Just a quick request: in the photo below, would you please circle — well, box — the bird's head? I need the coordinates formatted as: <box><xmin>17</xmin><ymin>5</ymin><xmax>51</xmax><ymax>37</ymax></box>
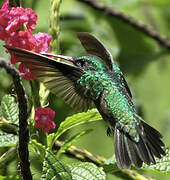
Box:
<box><xmin>74</xmin><ymin>55</ymin><xmax>108</xmax><ymax>71</ymax></box>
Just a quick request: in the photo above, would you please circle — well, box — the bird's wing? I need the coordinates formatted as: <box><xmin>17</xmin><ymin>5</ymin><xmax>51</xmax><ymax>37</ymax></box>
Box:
<box><xmin>120</xmin><ymin>73</ymin><xmax>132</xmax><ymax>98</ymax></box>
<box><xmin>77</xmin><ymin>32</ymin><xmax>132</xmax><ymax>98</ymax></box>
<box><xmin>77</xmin><ymin>32</ymin><xmax>114</xmax><ymax>71</ymax></box>
<box><xmin>113</xmin><ymin>63</ymin><xmax>132</xmax><ymax>98</ymax></box>
<box><xmin>5</xmin><ymin>46</ymin><xmax>91</xmax><ymax>111</ymax></box>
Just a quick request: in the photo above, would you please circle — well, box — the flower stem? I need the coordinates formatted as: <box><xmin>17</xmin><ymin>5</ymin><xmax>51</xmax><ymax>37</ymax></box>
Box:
<box><xmin>49</xmin><ymin>0</ymin><xmax>62</xmax><ymax>54</ymax></box>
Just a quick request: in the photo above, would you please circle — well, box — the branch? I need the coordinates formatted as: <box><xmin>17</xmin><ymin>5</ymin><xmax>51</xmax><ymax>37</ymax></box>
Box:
<box><xmin>0</xmin><ymin>58</ymin><xmax>32</xmax><ymax>180</ymax></box>
<box><xmin>55</xmin><ymin>140</ymin><xmax>105</xmax><ymax>164</ymax></box>
<box><xmin>77</xmin><ymin>0</ymin><xmax>170</xmax><ymax>50</ymax></box>
<box><xmin>54</xmin><ymin>140</ymin><xmax>154</xmax><ymax>180</ymax></box>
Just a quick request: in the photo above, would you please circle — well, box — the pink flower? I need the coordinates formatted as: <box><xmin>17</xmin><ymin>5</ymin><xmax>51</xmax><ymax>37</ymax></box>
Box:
<box><xmin>33</xmin><ymin>32</ymin><xmax>52</xmax><ymax>53</ymax></box>
<box><xmin>0</xmin><ymin>1</ymin><xmax>37</xmax><ymax>36</ymax></box>
<box><xmin>8</xmin><ymin>31</ymin><xmax>52</xmax><ymax>79</ymax></box>
<box><xmin>34</xmin><ymin>107</ymin><xmax>56</xmax><ymax>133</ymax></box>
<box><xmin>0</xmin><ymin>0</ymin><xmax>38</xmax><ymax>53</ymax></box>
<box><xmin>5</xmin><ymin>7</ymin><xmax>37</xmax><ymax>33</ymax></box>
<box><xmin>0</xmin><ymin>0</ymin><xmax>52</xmax><ymax>80</ymax></box>
<box><xmin>6</xmin><ymin>30</ymin><xmax>36</xmax><ymax>51</ymax></box>
<box><xmin>18</xmin><ymin>63</ymin><xmax>36</xmax><ymax>81</ymax></box>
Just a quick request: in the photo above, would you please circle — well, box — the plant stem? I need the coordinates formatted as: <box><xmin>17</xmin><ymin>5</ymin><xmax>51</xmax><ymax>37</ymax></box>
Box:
<box><xmin>0</xmin><ymin>58</ymin><xmax>32</xmax><ymax>180</ymax></box>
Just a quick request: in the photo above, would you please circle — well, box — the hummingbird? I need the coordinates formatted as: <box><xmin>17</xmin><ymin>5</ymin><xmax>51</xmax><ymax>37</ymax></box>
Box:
<box><xmin>5</xmin><ymin>32</ymin><xmax>165</xmax><ymax>169</ymax></box>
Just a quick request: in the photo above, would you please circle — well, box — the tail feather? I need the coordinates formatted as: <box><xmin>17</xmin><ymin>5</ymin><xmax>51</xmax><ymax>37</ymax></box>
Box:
<box><xmin>146</xmin><ymin>137</ymin><xmax>162</xmax><ymax>158</ymax></box>
<box><xmin>136</xmin><ymin>134</ymin><xmax>155</xmax><ymax>164</ymax></box>
<box><xmin>121</xmin><ymin>133</ymin><xmax>131</xmax><ymax>168</ymax></box>
<box><xmin>114</xmin><ymin>128</ymin><xmax>125</xmax><ymax>168</ymax></box>
<box><xmin>114</xmin><ymin>121</ymin><xmax>165</xmax><ymax>169</ymax></box>
<box><xmin>142</xmin><ymin>121</ymin><xmax>165</xmax><ymax>147</ymax></box>
<box><xmin>114</xmin><ymin>129</ymin><xmax>132</xmax><ymax>169</ymax></box>
<box><xmin>142</xmin><ymin>121</ymin><xmax>166</xmax><ymax>157</ymax></box>
<box><xmin>147</xmin><ymin>132</ymin><xmax>164</xmax><ymax>148</ymax></box>
<box><xmin>114</xmin><ymin>127</ymin><xmax>142</xmax><ymax>169</ymax></box>
<box><xmin>124</xmin><ymin>135</ymin><xmax>143</xmax><ymax>168</ymax></box>
<box><xmin>142</xmin><ymin>121</ymin><xmax>162</xmax><ymax>138</ymax></box>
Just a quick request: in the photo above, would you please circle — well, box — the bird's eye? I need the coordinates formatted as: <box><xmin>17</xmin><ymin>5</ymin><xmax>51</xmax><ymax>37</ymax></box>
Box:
<box><xmin>75</xmin><ymin>60</ymin><xmax>85</xmax><ymax>67</ymax></box>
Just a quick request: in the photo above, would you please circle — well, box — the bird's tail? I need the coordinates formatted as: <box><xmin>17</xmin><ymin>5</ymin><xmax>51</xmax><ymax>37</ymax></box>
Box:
<box><xmin>114</xmin><ymin>120</ymin><xmax>165</xmax><ymax>169</ymax></box>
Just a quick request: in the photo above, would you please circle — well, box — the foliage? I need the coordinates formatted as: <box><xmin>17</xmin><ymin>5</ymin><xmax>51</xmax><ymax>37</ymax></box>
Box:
<box><xmin>103</xmin><ymin>149</ymin><xmax>170</xmax><ymax>175</ymax></box>
<box><xmin>0</xmin><ymin>131</ymin><xmax>18</xmax><ymax>147</ymax></box>
<box><xmin>0</xmin><ymin>95</ymin><xmax>18</xmax><ymax>147</ymax></box>
<box><xmin>0</xmin><ymin>95</ymin><xmax>19</xmax><ymax>124</ymax></box>
<box><xmin>47</xmin><ymin>108</ymin><xmax>101</xmax><ymax>148</ymax></box>
<box><xmin>41</xmin><ymin>148</ymin><xmax>105</xmax><ymax>180</ymax></box>
<box><xmin>143</xmin><ymin>148</ymin><xmax>170</xmax><ymax>174</ymax></box>
<box><xmin>0</xmin><ymin>0</ymin><xmax>170</xmax><ymax>180</ymax></box>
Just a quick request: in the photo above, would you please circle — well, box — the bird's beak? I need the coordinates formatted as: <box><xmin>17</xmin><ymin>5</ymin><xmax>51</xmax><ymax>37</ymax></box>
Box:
<box><xmin>40</xmin><ymin>52</ymin><xmax>75</xmax><ymax>63</ymax></box>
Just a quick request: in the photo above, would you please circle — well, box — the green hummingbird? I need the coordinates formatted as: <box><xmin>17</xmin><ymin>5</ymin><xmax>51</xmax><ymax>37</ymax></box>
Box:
<box><xmin>5</xmin><ymin>32</ymin><xmax>165</xmax><ymax>169</ymax></box>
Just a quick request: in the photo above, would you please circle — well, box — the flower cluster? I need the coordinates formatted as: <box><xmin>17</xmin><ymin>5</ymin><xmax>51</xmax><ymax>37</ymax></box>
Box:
<box><xmin>34</xmin><ymin>107</ymin><xmax>56</xmax><ymax>133</ymax></box>
<box><xmin>0</xmin><ymin>1</ymin><xmax>56</xmax><ymax>132</ymax></box>
<box><xmin>0</xmin><ymin>0</ymin><xmax>52</xmax><ymax>80</ymax></box>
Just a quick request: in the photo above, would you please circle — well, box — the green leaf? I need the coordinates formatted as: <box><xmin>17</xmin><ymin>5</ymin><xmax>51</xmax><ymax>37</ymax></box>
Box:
<box><xmin>56</xmin><ymin>109</ymin><xmax>101</xmax><ymax>139</ymax></box>
<box><xmin>0</xmin><ymin>131</ymin><xmax>18</xmax><ymax>147</ymax></box>
<box><xmin>41</xmin><ymin>148</ymin><xmax>72</xmax><ymax>180</ymax></box>
<box><xmin>30</xmin><ymin>139</ymin><xmax>46</xmax><ymax>160</ymax></box>
<box><xmin>48</xmin><ymin>109</ymin><xmax>102</xmax><ymax>148</ymax></box>
<box><xmin>47</xmin><ymin>133</ymin><xmax>55</xmax><ymax>148</ymax></box>
<box><xmin>0</xmin><ymin>147</ymin><xmax>17</xmax><ymax>168</ymax></box>
<box><xmin>0</xmin><ymin>117</ymin><xmax>18</xmax><ymax>134</ymax></box>
<box><xmin>41</xmin><ymin>149</ymin><xmax>106</xmax><ymax>180</ymax></box>
<box><xmin>68</xmin><ymin>162</ymin><xmax>106</xmax><ymax>180</ymax></box>
<box><xmin>57</xmin><ymin>130</ymin><xmax>91</xmax><ymax>158</ymax></box>
<box><xmin>142</xmin><ymin>148</ymin><xmax>170</xmax><ymax>174</ymax></box>
<box><xmin>1</xmin><ymin>95</ymin><xmax>19</xmax><ymax>124</ymax></box>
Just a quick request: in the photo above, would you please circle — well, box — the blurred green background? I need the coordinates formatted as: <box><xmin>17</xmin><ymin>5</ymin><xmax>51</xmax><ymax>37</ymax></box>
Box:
<box><xmin>0</xmin><ymin>0</ymin><xmax>170</xmax><ymax>179</ymax></box>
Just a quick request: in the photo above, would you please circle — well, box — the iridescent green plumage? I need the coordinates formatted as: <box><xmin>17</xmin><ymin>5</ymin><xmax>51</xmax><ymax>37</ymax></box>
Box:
<box><xmin>75</xmin><ymin>55</ymin><xmax>139</xmax><ymax>141</ymax></box>
<box><xmin>5</xmin><ymin>32</ymin><xmax>165</xmax><ymax>169</ymax></box>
